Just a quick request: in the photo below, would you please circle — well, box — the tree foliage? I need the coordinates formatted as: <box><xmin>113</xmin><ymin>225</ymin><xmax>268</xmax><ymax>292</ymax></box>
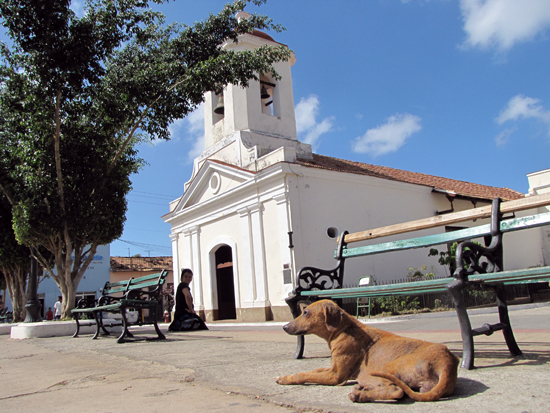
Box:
<box><xmin>0</xmin><ymin>0</ymin><xmax>290</xmax><ymax>317</ymax></box>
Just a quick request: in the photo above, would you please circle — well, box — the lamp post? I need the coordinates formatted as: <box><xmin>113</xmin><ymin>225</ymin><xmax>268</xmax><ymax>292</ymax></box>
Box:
<box><xmin>24</xmin><ymin>248</ymin><xmax>42</xmax><ymax>323</ymax></box>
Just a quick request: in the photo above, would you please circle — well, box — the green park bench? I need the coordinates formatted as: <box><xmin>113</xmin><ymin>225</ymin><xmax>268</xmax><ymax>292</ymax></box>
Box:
<box><xmin>71</xmin><ymin>270</ymin><xmax>168</xmax><ymax>343</ymax></box>
<box><xmin>285</xmin><ymin>194</ymin><xmax>550</xmax><ymax>369</ymax></box>
<box><xmin>0</xmin><ymin>308</ymin><xmax>13</xmax><ymax>323</ymax></box>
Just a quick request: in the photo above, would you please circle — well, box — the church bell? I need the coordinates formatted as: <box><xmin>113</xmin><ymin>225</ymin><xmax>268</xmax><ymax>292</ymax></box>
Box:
<box><xmin>214</xmin><ymin>95</ymin><xmax>225</xmax><ymax>115</ymax></box>
<box><xmin>260</xmin><ymin>85</ymin><xmax>271</xmax><ymax>100</ymax></box>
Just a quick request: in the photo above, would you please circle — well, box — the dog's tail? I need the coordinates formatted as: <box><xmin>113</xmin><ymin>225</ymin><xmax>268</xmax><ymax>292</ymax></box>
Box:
<box><xmin>370</xmin><ymin>369</ymin><xmax>456</xmax><ymax>402</ymax></box>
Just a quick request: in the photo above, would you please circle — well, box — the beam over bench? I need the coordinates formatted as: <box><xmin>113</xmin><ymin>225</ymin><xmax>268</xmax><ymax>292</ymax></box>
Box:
<box><xmin>342</xmin><ymin>192</ymin><xmax>550</xmax><ymax>243</ymax></box>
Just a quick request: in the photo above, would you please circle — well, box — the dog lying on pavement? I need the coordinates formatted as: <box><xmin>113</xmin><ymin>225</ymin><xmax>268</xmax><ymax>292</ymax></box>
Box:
<box><xmin>276</xmin><ymin>300</ymin><xmax>459</xmax><ymax>403</ymax></box>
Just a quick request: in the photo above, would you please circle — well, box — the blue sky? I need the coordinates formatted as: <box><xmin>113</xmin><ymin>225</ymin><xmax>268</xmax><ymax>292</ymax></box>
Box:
<box><xmin>69</xmin><ymin>1</ymin><xmax>550</xmax><ymax>256</ymax></box>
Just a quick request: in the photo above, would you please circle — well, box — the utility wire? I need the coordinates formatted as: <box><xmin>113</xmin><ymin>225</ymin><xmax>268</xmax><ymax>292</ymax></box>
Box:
<box><xmin>131</xmin><ymin>190</ymin><xmax>178</xmax><ymax>199</ymax></box>
<box><xmin>117</xmin><ymin>239</ymin><xmax>172</xmax><ymax>254</ymax></box>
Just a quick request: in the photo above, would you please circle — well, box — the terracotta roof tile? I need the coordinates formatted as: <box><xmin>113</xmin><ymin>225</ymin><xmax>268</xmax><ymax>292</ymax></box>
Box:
<box><xmin>297</xmin><ymin>154</ymin><xmax>524</xmax><ymax>201</ymax></box>
<box><xmin>110</xmin><ymin>256</ymin><xmax>172</xmax><ymax>272</ymax></box>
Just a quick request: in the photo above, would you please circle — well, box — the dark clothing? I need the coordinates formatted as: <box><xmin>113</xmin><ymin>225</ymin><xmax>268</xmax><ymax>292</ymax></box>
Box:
<box><xmin>168</xmin><ymin>313</ymin><xmax>208</xmax><ymax>331</ymax></box>
<box><xmin>174</xmin><ymin>282</ymin><xmax>190</xmax><ymax>317</ymax></box>
<box><xmin>169</xmin><ymin>282</ymin><xmax>208</xmax><ymax>331</ymax></box>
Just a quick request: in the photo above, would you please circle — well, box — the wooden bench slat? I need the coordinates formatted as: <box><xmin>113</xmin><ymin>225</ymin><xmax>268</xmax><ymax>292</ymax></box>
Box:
<box><xmin>302</xmin><ymin>278</ymin><xmax>450</xmax><ymax>298</ymax></box>
<box><xmin>108</xmin><ymin>280</ymin><xmax>129</xmax><ymax>287</ymax></box>
<box><xmin>469</xmin><ymin>266</ymin><xmax>550</xmax><ymax>284</ymax></box>
<box><xmin>340</xmin><ymin>212</ymin><xmax>550</xmax><ymax>259</ymax></box>
<box><xmin>103</xmin><ymin>286</ymin><xmax>129</xmax><ymax>294</ymax></box>
<box><xmin>301</xmin><ymin>266</ymin><xmax>550</xmax><ymax>300</ymax></box>
<box><xmin>343</xmin><ymin>192</ymin><xmax>550</xmax><ymax>244</ymax></box>
<box><xmin>127</xmin><ymin>280</ymin><xmax>163</xmax><ymax>290</ymax></box>
<box><xmin>131</xmin><ymin>273</ymin><xmax>165</xmax><ymax>283</ymax></box>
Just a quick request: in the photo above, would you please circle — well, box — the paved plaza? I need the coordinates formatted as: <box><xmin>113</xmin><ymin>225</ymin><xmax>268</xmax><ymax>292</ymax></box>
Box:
<box><xmin>1</xmin><ymin>303</ymin><xmax>549</xmax><ymax>412</ymax></box>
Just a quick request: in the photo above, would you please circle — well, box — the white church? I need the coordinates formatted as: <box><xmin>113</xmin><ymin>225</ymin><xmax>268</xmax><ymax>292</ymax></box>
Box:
<box><xmin>163</xmin><ymin>14</ymin><xmax>550</xmax><ymax>323</ymax></box>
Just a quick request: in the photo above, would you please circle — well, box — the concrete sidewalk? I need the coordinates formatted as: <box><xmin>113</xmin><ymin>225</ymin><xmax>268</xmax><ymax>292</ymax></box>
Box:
<box><xmin>1</xmin><ymin>303</ymin><xmax>549</xmax><ymax>413</ymax></box>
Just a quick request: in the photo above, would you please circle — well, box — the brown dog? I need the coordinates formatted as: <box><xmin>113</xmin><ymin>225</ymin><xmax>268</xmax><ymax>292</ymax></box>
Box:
<box><xmin>276</xmin><ymin>300</ymin><xmax>459</xmax><ymax>403</ymax></box>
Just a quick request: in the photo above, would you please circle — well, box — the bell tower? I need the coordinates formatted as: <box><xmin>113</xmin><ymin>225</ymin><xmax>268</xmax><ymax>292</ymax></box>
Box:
<box><xmin>195</xmin><ymin>11</ymin><xmax>312</xmax><ymax>175</ymax></box>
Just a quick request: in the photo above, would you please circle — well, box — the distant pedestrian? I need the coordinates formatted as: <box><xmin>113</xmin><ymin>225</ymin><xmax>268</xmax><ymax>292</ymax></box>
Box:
<box><xmin>54</xmin><ymin>296</ymin><xmax>62</xmax><ymax>320</ymax></box>
<box><xmin>46</xmin><ymin>307</ymin><xmax>53</xmax><ymax>321</ymax></box>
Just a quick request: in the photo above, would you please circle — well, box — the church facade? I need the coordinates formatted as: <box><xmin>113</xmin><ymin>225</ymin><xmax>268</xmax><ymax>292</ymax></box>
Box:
<box><xmin>163</xmin><ymin>18</ymin><xmax>549</xmax><ymax>322</ymax></box>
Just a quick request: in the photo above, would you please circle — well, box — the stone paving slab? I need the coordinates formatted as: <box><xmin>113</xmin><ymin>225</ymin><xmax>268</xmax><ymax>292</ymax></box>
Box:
<box><xmin>1</xmin><ymin>304</ymin><xmax>549</xmax><ymax>413</ymax></box>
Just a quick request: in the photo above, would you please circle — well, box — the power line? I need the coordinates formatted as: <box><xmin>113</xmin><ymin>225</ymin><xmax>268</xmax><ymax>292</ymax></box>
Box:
<box><xmin>127</xmin><ymin>198</ymin><xmax>169</xmax><ymax>206</ymax></box>
<box><xmin>117</xmin><ymin>239</ymin><xmax>172</xmax><ymax>254</ymax></box>
<box><xmin>125</xmin><ymin>227</ymin><xmax>169</xmax><ymax>233</ymax></box>
<box><xmin>131</xmin><ymin>190</ymin><xmax>178</xmax><ymax>199</ymax></box>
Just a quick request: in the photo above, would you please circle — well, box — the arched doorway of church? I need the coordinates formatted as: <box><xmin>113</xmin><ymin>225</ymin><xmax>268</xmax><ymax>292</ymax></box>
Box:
<box><xmin>215</xmin><ymin>245</ymin><xmax>236</xmax><ymax>320</ymax></box>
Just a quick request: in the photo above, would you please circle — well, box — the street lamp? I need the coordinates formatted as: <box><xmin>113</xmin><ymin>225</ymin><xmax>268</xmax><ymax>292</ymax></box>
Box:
<box><xmin>24</xmin><ymin>248</ymin><xmax>42</xmax><ymax>323</ymax></box>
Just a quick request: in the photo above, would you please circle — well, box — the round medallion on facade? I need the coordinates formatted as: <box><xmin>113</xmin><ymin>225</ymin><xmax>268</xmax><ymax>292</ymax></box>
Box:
<box><xmin>209</xmin><ymin>172</ymin><xmax>221</xmax><ymax>195</ymax></box>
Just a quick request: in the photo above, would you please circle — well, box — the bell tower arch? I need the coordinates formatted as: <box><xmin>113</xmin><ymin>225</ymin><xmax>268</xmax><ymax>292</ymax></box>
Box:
<box><xmin>192</xmin><ymin>11</ymin><xmax>312</xmax><ymax>178</ymax></box>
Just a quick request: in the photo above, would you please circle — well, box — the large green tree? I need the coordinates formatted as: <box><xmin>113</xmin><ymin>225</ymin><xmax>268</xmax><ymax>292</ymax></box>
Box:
<box><xmin>0</xmin><ymin>0</ymin><xmax>289</xmax><ymax>317</ymax></box>
<box><xmin>0</xmin><ymin>195</ymin><xmax>31</xmax><ymax>321</ymax></box>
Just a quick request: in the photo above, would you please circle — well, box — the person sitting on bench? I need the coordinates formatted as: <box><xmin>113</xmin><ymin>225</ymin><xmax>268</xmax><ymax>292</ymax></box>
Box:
<box><xmin>168</xmin><ymin>269</ymin><xmax>208</xmax><ymax>331</ymax></box>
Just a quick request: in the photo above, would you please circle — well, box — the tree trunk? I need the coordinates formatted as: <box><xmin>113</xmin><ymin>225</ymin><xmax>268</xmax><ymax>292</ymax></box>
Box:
<box><xmin>41</xmin><ymin>241</ymin><xmax>100</xmax><ymax>319</ymax></box>
<box><xmin>3</xmin><ymin>266</ymin><xmax>29</xmax><ymax>322</ymax></box>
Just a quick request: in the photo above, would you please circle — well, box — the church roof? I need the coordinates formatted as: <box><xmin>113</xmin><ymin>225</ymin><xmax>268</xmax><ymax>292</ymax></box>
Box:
<box><xmin>251</xmin><ymin>29</ymin><xmax>275</xmax><ymax>42</ymax></box>
<box><xmin>296</xmin><ymin>153</ymin><xmax>524</xmax><ymax>201</ymax></box>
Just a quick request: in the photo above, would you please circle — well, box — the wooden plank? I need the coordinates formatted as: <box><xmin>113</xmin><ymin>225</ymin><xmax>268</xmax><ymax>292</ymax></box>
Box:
<box><xmin>469</xmin><ymin>266</ymin><xmax>550</xmax><ymax>283</ymax></box>
<box><xmin>107</xmin><ymin>280</ymin><xmax>131</xmax><ymax>287</ymax></box>
<box><xmin>104</xmin><ymin>286</ymin><xmax>128</xmax><ymax>294</ymax></box>
<box><xmin>301</xmin><ymin>266</ymin><xmax>550</xmax><ymax>299</ymax></box>
<box><xmin>302</xmin><ymin>278</ymin><xmax>451</xmax><ymax>298</ymax></box>
<box><xmin>339</xmin><ymin>211</ymin><xmax>550</xmax><ymax>259</ymax></box>
<box><xmin>343</xmin><ymin>192</ymin><xmax>550</xmax><ymax>244</ymax></box>
<box><xmin>341</xmin><ymin>224</ymin><xmax>490</xmax><ymax>258</ymax></box>
<box><xmin>132</xmin><ymin>271</ymin><xmax>165</xmax><ymax>283</ymax></box>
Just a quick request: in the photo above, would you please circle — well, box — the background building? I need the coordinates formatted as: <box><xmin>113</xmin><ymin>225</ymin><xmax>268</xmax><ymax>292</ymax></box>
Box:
<box><xmin>35</xmin><ymin>244</ymin><xmax>110</xmax><ymax>318</ymax></box>
<box><xmin>163</xmin><ymin>22</ymin><xmax>549</xmax><ymax>323</ymax></box>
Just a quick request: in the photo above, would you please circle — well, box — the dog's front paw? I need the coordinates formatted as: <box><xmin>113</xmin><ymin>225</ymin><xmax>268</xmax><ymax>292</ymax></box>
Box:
<box><xmin>275</xmin><ymin>375</ymin><xmax>295</xmax><ymax>385</ymax></box>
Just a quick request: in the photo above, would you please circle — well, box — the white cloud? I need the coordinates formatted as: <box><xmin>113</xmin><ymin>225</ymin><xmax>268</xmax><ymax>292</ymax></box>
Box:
<box><xmin>460</xmin><ymin>0</ymin><xmax>550</xmax><ymax>51</ymax></box>
<box><xmin>352</xmin><ymin>113</ymin><xmax>422</xmax><ymax>156</ymax></box>
<box><xmin>184</xmin><ymin>104</ymin><xmax>205</xmax><ymax>161</ymax></box>
<box><xmin>164</xmin><ymin>103</ymin><xmax>205</xmax><ymax>161</ymax></box>
<box><xmin>185</xmin><ymin>105</ymin><xmax>205</xmax><ymax>135</ymax></box>
<box><xmin>495</xmin><ymin>95</ymin><xmax>550</xmax><ymax>143</ymax></box>
<box><xmin>495</xmin><ymin>126</ymin><xmax>517</xmax><ymax>146</ymax></box>
<box><xmin>295</xmin><ymin>95</ymin><xmax>334</xmax><ymax>148</ymax></box>
<box><xmin>496</xmin><ymin>95</ymin><xmax>550</xmax><ymax>125</ymax></box>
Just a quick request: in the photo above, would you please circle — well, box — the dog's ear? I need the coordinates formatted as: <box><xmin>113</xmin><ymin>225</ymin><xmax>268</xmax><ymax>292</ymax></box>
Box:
<box><xmin>324</xmin><ymin>302</ymin><xmax>342</xmax><ymax>333</ymax></box>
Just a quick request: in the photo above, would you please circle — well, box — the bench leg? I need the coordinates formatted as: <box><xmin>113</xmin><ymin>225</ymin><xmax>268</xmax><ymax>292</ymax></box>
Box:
<box><xmin>98</xmin><ymin>311</ymin><xmax>111</xmax><ymax>336</ymax></box>
<box><xmin>294</xmin><ymin>335</ymin><xmax>305</xmax><ymax>359</ymax></box>
<box><xmin>151</xmin><ymin>307</ymin><xmax>166</xmax><ymax>341</ymax></box>
<box><xmin>92</xmin><ymin>312</ymin><xmax>102</xmax><ymax>340</ymax></box>
<box><xmin>495</xmin><ymin>285</ymin><xmax>522</xmax><ymax>357</ymax></box>
<box><xmin>72</xmin><ymin>314</ymin><xmax>81</xmax><ymax>338</ymax></box>
<box><xmin>117</xmin><ymin>309</ymin><xmax>129</xmax><ymax>343</ymax></box>
<box><xmin>447</xmin><ymin>279</ymin><xmax>475</xmax><ymax>370</ymax></box>
<box><xmin>285</xmin><ymin>295</ymin><xmax>306</xmax><ymax>359</ymax></box>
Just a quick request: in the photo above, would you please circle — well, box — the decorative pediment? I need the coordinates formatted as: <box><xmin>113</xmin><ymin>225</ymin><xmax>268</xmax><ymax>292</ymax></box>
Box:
<box><xmin>171</xmin><ymin>160</ymin><xmax>255</xmax><ymax>214</ymax></box>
